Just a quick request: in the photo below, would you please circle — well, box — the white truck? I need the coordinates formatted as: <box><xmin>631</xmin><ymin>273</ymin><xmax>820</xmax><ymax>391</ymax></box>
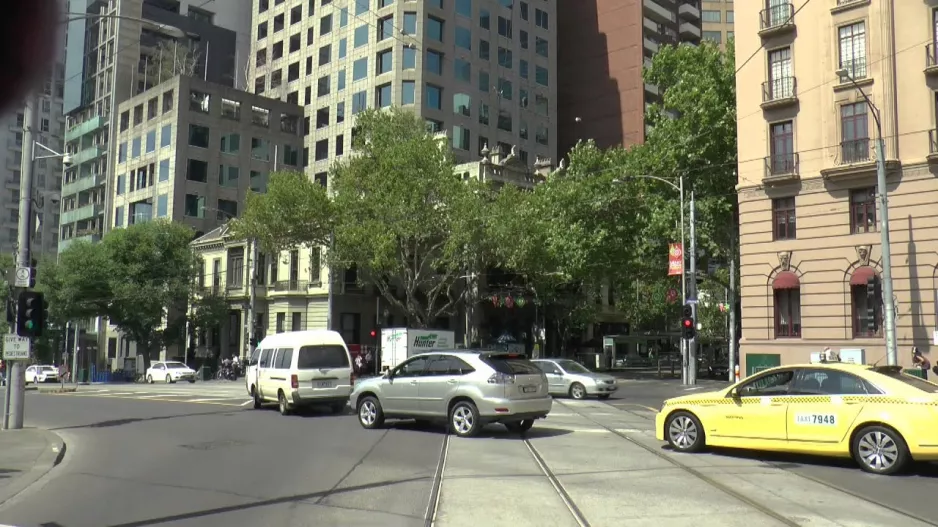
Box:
<box><xmin>380</xmin><ymin>328</ymin><xmax>456</xmax><ymax>372</ymax></box>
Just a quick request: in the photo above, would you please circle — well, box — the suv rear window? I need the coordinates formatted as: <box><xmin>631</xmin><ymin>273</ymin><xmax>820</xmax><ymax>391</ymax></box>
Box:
<box><xmin>297</xmin><ymin>345</ymin><xmax>350</xmax><ymax>369</ymax></box>
<box><xmin>481</xmin><ymin>354</ymin><xmax>542</xmax><ymax>375</ymax></box>
<box><xmin>872</xmin><ymin>366</ymin><xmax>938</xmax><ymax>393</ymax></box>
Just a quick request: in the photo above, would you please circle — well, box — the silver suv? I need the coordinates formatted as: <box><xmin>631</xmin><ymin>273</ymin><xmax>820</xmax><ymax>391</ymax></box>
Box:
<box><xmin>350</xmin><ymin>350</ymin><xmax>552</xmax><ymax>437</ymax></box>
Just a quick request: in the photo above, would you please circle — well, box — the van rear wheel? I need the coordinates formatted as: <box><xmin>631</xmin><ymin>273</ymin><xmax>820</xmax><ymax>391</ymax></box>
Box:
<box><xmin>278</xmin><ymin>391</ymin><xmax>291</xmax><ymax>415</ymax></box>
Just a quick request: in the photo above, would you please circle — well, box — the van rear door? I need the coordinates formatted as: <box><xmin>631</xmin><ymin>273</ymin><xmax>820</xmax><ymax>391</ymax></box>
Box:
<box><xmin>294</xmin><ymin>344</ymin><xmax>353</xmax><ymax>399</ymax></box>
<box><xmin>481</xmin><ymin>353</ymin><xmax>548</xmax><ymax>400</ymax></box>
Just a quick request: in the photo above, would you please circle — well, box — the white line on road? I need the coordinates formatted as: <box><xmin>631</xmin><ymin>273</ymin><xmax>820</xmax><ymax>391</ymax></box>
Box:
<box><xmin>683</xmin><ymin>386</ymin><xmax>706</xmax><ymax>391</ymax></box>
<box><xmin>240</xmin><ymin>399</ymin><xmax>253</xmax><ymax>406</ymax></box>
<box><xmin>137</xmin><ymin>394</ymin><xmax>179</xmax><ymax>399</ymax></box>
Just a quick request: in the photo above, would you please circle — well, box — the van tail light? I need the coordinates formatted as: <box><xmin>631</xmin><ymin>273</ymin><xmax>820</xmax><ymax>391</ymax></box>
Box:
<box><xmin>487</xmin><ymin>372</ymin><xmax>515</xmax><ymax>385</ymax></box>
<box><xmin>350</xmin><ymin>372</ymin><xmax>357</xmax><ymax>386</ymax></box>
<box><xmin>291</xmin><ymin>374</ymin><xmax>298</xmax><ymax>389</ymax></box>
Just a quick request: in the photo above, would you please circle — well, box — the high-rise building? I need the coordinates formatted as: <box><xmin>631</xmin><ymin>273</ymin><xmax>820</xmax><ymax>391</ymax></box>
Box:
<box><xmin>246</xmin><ymin>0</ymin><xmax>558</xmax><ymax>344</ymax></box>
<box><xmin>736</xmin><ymin>0</ymin><xmax>935</xmax><ymax>374</ymax></box>
<box><xmin>701</xmin><ymin>0</ymin><xmax>733</xmax><ymax>48</ymax></box>
<box><xmin>60</xmin><ymin>0</ymin><xmax>251</xmax><ymax>252</ymax></box>
<box><xmin>0</xmin><ymin>5</ymin><xmax>67</xmax><ymax>258</ymax></box>
<box><xmin>557</xmin><ymin>0</ymin><xmax>702</xmax><ymax>157</ymax></box>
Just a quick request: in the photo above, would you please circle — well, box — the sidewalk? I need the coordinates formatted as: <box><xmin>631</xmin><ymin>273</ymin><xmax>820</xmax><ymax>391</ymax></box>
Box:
<box><xmin>433</xmin><ymin>401</ymin><xmax>932</xmax><ymax>527</ymax></box>
<box><xmin>0</xmin><ymin>428</ymin><xmax>66</xmax><ymax>507</ymax></box>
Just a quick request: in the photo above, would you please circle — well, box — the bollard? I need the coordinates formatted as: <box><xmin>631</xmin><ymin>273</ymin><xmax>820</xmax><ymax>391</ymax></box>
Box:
<box><xmin>734</xmin><ymin>364</ymin><xmax>740</xmax><ymax>382</ymax></box>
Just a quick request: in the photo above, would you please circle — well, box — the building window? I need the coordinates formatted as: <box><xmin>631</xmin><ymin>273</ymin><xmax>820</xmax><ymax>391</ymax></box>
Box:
<box><xmin>852</xmin><ymin>270</ymin><xmax>883</xmax><ymax>338</ymax></box>
<box><xmin>454</xmin><ymin>93</ymin><xmax>471</xmax><ymax>116</ymax></box>
<box><xmin>535</xmin><ymin>66</ymin><xmax>548</xmax><ymax>87</ymax></box>
<box><xmin>403</xmin><ymin>47</ymin><xmax>417</xmax><ymax>69</ymax></box>
<box><xmin>292</xmin><ymin>312</ymin><xmax>302</xmax><ymax>331</ymax></box>
<box><xmin>426</xmin><ymin>16</ymin><xmax>444</xmax><ymax>41</ymax></box>
<box><xmin>454</xmin><ymin>59</ymin><xmax>471</xmax><ymax>83</ymax></box>
<box><xmin>184</xmin><ymin>194</ymin><xmax>205</xmax><ymax>217</ymax></box>
<box><xmin>456</xmin><ymin>0</ymin><xmax>471</xmax><ymax>17</ymax></box>
<box><xmin>497</xmin><ymin>47</ymin><xmax>512</xmax><ymax>69</ymax></box>
<box><xmin>187</xmin><ymin>159</ymin><xmax>208</xmax><ymax>182</ymax></box>
<box><xmin>354</xmin><ymin>24</ymin><xmax>368</xmax><ymax>47</ymax></box>
<box><xmin>772</xmin><ymin>197</ymin><xmax>796</xmax><ymax>240</ymax></box>
<box><xmin>703</xmin><ymin>31</ymin><xmax>722</xmax><ymax>43</ymax></box>
<box><xmin>850</xmin><ymin>187</ymin><xmax>876</xmax><ymax>234</ymax></box>
<box><xmin>838</xmin><ymin>22</ymin><xmax>867</xmax><ymax>80</ymax></box>
<box><xmin>276</xmin><ymin>313</ymin><xmax>285</xmax><ymax>333</ymax></box>
<box><xmin>769</xmin><ymin>120</ymin><xmax>794</xmax><ymax>174</ymax></box>
<box><xmin>379</xmin><ymin>16</ymin><xmax>394</xmax><ymax>41</ymax></box>
<box><xmin>426</xmin><ymin>50</ymin><xmax>444</xmax><ymax>75</ymax></box>
<box><xmin>188</xmin><ymin>124</ymin><xmax>210</xmax><ymax>148</ymax></box>
<box><xmin>157</xmin><ymin>194</ymin><xmax>168</xmax><ymax>217</ymax></box>
<box><xmin>376</xmin><ymin>83</ymin><xmax>392</xmax><ymax>108</ymax></box>
<box><xmin>534</xmin><ymin>8</ymin><xmax>549</xmax><ymax>30</ymax></box>
<box><xmin>497</xmin><ymin>16</ymin><xmax>512</xmax><ymax>38</ymax></box>
<box><xmin>535</xmin><ymin>37</ymin><xmax>548</xmax><ymax>58</ymax></box>
<box><xmin>452</xmin><ymin>126</ymin><xmax>470</xmax><ymax>151</ymax></box>
<box><xmin>219</xmin><ymin>165</ymin><xmax>239</xmax><ymax>187</ymax></box>
<box><xmin>403</xmin><ymin>12</ymin><xmax>417</xmax><ymax>34</ymax></box>
<box><xmin>377</xmin><ymin>49</ymin><xmax>393</xmax><ymax>74</ymax></box>
<box><xmin>456</xmin><ymin>26</ymin><xmax>471</xmax><ymax>50</ymax></box>
<box><xmin>426</xmin><ymin>84</ymin><xmax>443</xmax><ymax>110</ymax></box>
<box><xmin>159</xmin><ymin>159</ymin><xmax>170</xmax><ymax>182</ymax></box>
<box><xmin>353</xmin><ymin>58</ymin><xmax>368</xmax><ymax>81</ymax></box>
<box><xmin>840</xmin><ymin>102</ymin><xmax>869</xmax><ymax>163</ymax></box>
<box><xmin>702</xmin><ymin>10</ymin><xmax>721</xmax><ymax>23</ymax></box>
<box><xmin>352</xmin><ymin>91</ymin><xmax>367</xmax><ymax>114</ymax></box>
<box><xmin>774</xmin><ymin>278</ymin><xmax>801</xmax><ymax>338</ymax></box>
<box><xmin>402</xmin><ymin>80</ymin><xmax>416</xmax><ymax>104</ymax></box>
<box><xmin>767</xmin><ymin>47</ymin><xmax>793</xmax><ymax>99</ymax></box>
<box><xmin>220</xmin><ymin>133</ymin><xmax>240</xmax><ymax>154</ymax></box>
<box><xmin>480</xmin><ymin>9</ymin><xmax>490</xmax><ymax>29</ymax></box>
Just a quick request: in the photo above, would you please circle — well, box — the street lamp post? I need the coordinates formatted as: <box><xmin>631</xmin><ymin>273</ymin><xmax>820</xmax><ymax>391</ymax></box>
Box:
<box><xmin>612</xmin><ymin>175</ymin><xmax>698</xmax><ymax>385</ymax></box>
<box><xmin>836</xmin><ymin>68</ymin><xmax>898</xmax><ymax>366</ymax></box>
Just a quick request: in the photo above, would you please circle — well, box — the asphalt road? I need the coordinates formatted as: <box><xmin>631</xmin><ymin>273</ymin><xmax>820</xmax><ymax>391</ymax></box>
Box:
<box><xmin>606</xmin><ymin>377</ymin><xmax>938</xmax><ymax>524</ymax></box>
<box><xmin>0</xmin><ymin>386</ymin><xmax>445</xmax><ymax>527</ymax></box>
<box><xmin>2</xmin><ymin>379</ymin><xmax>938</xmax><ymax>525</ymax></box>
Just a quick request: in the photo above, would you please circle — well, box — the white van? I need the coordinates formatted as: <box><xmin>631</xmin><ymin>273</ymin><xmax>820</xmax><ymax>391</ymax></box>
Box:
<box><xmin>249</xmin><ymin>330</ymin><xmax>355</xmax><ymax>415</ymax></box>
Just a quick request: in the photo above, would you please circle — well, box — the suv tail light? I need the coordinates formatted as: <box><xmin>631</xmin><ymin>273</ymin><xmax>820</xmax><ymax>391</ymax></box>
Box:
<box><xmin>350</xmin><ymin>372</ymin><xmax>357</xmax><ymax>386</ymax></box>
<box><xmin>487</xmin><ymin>372</ymin><xmax>515</xmax><ymax>385</ymax></box>
<box><xmin>290</xmin><ymin>374</ymin><xmax>298</xmax><ymax>389</ymax></box>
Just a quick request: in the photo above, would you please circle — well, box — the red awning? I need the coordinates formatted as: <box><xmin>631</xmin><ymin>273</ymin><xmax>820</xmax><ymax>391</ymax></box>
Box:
<box><xmin>772</xmin><ymin>271</ymin><xmax>800</xmax><ymax>290</ymax></box>
<box><xmin>851</xmin><ymin>266</ymin><xmax>876</xmax><ymax>286</ymax></box>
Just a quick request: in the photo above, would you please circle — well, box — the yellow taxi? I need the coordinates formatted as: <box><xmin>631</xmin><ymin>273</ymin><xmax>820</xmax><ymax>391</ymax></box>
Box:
<box><xmin>655</xmin><ymin>351</ymin><xmax>938</xmax><ymax>475</ymax></box>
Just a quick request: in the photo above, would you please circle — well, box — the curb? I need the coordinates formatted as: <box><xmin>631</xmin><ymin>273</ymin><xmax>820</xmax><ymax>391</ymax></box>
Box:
<box><xmin>0</xmin><ymin>429</ymin><xmax>67</xmax><ymax>506</ymax></box>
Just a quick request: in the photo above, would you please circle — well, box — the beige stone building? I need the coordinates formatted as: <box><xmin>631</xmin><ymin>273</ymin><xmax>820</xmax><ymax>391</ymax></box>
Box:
<box><xmin>702</xmin><ymin>0</ymin><xmax>733</xmax><ymax>48</ymax></box>
<box><xmin>735</xmin><ymin>0</ymin><xmax>938</xmax><ymax>374</ymax></box>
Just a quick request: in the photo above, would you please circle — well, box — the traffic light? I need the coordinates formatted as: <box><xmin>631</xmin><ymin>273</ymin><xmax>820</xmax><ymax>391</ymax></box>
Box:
<box><xmin>681</xmin><ymin>304</ymin><xmax>696</xmax><ymax>340</ymax></box>
<box><xmin>16</xmin><ymin>291</ymin><xmax>46</xmax><ymax>337</ymax></box>
<box><xmin>369</xmin><ymin>329</ymin><xmax>377</xmax><ymax>339</ymax></box>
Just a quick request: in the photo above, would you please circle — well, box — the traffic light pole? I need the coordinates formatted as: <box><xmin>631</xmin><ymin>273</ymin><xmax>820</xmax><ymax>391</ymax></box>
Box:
<box><xmin>687</xmin><ymin>192</ymin><xmax>698</xmax><ymax>386</ymax></box>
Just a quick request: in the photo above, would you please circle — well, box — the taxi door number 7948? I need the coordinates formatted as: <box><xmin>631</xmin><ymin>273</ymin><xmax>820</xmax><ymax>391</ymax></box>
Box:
<box><xmin>795</xmin><ymin>413</ymin><xmax>837</xmax><ymax>426</ymax></box>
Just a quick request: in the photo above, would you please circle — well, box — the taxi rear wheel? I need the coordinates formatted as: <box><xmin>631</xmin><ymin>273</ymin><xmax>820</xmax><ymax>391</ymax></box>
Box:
<box><xmin>665</xmin><ymin>411</ymin><xmax>705</xmax><ymax>453</ymax></box>
<box><xmin>852</xmin><ymin>425</ymin><xmax>909</xmax><ymax>475</ymax></box>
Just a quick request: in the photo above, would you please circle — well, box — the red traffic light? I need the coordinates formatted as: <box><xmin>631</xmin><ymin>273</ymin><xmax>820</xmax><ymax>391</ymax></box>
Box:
<box><xmin>682</xmin><ymin>319</ymin><xmax>693</xmax><ymax>328</ymax></box>
<box><xmin>369</xmin><ymin>329</ymin><xmax>377</xmax><ymax>338</ymax></box>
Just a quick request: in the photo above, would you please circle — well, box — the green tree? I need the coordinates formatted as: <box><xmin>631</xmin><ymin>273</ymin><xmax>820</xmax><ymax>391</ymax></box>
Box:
<box><xmin>230</xmin><ymin>170</ymin><xmax>334</xmax><ymax>254</ymax></box>
<box><xmin>50</xmin><ymin>220</ymin><xmax>199</xmax><ymax>369</ymax></box>
<box><xmin>188</xmin><ymin>291</ymin><xmax>229</xmax><ymax>350</ymax></box>
<box><xmin>330</xmin><ymin>108</ymin><xmax>488</xmax><ymax>327</ymax></box>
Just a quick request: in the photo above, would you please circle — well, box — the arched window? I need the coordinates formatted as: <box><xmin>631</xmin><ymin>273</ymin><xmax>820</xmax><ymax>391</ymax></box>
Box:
<box><xmin>773</xmin><ymin>271</ymin><xmax>801</xmax><ymax>338</ymax></box>
<box><xmin>850</xmin><ymin>266</ymin><xmax>882</xmax><ymax>337</ymax></box>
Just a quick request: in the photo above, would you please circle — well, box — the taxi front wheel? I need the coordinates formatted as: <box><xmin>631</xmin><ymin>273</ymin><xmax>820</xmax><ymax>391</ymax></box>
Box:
<box><xmin>851</xmin><ymin>425</ymin><xmax>910</xmax><ymax>475</ymax></box>
<box><xmin>665</xmin><ymin>411</ymin><xmax>705</xmax><ymax>453</ymax></box>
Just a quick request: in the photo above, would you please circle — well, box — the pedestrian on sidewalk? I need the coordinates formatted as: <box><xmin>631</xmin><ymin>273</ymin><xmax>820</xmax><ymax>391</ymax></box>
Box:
<box><xmin>912</xmin><ymin>347</ymin><xmax>931</xmax><ymax>380</ymax></box>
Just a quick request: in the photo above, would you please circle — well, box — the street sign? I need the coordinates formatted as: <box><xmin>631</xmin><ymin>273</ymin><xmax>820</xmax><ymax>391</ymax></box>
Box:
<box><xmin>14</xmin><ymin>266</ymin><xmax>31</xmax><ymax>288</ymax></box>
<box><xmin>2</xmin><ymin>335</ymin><xmax>30</xmax><ymax>360</ymax></box>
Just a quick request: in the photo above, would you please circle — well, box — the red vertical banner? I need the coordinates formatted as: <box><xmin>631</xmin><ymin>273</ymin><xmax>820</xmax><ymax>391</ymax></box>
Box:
<box><xmin>668</xmin><ymin>243</ymin><xmax>684</xmax><ymax>276</ymax></box>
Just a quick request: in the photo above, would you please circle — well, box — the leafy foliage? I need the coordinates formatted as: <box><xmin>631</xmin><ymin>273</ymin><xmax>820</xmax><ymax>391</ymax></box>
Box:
<box><xmin>330</xmin><ymin>108</ymin><xmax>489</xmax><ymax>327</ymax></box>
<box><xmin>229</xmin><ymin>170</ymin><xmax>334</xmax><ymax>254</ymax></box>
<box><xmin>48</xmin><ymin>220</ymin><xmax>199</xmax><ymax>368</ymax></box>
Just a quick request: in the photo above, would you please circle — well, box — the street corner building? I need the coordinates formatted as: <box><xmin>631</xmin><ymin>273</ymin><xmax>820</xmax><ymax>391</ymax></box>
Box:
<box><xmin>735</xmin><ymin>0</ymin><xmax>938</xmax><ymax>375</ymax></box>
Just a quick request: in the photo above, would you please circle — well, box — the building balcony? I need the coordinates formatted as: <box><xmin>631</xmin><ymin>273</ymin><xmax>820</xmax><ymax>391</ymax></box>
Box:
<box><xmin>763</xmin><ymin>153</ymin><xmax>799</xmax><ymax>185</ymax></box>
<box><xmin>759</xmin><ymin>2</ymin><xmax>795</xmax><ymax>38</ymax></box>
<box><xmin>61</xmin><ymin>173</ymin><xmax>106</xmax><ymax>197</ymax></box>
<box><xmin>644</xmin><ymin>0</ymin><xmax>677</xmax><ymax>25</ymax></box>
<box><xmin>58</xmin><ymin>229</ymin><xmax>102</xmax><ymax>251</ymax></box>
<box><xmin>926</xmin><ymin>44</ymin><xmax>938</xmax><ymax>75</ymax></box>
<box><xmin>644</xmin><ymin>37</ymin><xmax>659</xmax><ymax>53</ymax></box>
<box><xmin>65</xmin><ymin>115</ymin><xmax>103</xmax><ymax>142</ymax></box>
<box><xmin>821</xmin><ymin>138</ymin><xmax>900</xmax><ymax>182</ymax></box>
<box><xmin>678</xmin><ymin>1</ymin><xmax>700</xmax><ymax>21</ymax></box>
<box><xmin>71</xmin><ymin>145</ymin><xmax>105</xmax><ymax>166</ymax></box>
<box><xmin>679</xmin><ymin>21</ymin><xmax>700</xmax><ymax>39</ymax></box>
<box><xmin>761</xmin><ymin>77</ymin><xmax>798</xmax><ymax>109</ymax></box>
<box><xmin>6</xmin><ymin>139</ymin><xmax>22</xmax><ymax>151</ymax></box>
<box><xmin>269</xmin><ymin>279</ymin><xmax>309</xmax><ymax>295</ymax></box>
<box><xmin>61</xmin><ymin>202</ymin><xmax>104</xmax><ymax>224</ymax></box>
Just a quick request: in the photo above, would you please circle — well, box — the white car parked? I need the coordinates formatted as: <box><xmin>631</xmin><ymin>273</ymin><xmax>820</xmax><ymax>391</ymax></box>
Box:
<box><xmin>25</xmin><ymin>364</ymin><xmax>59</xmax><ymax>384</ymax></box>
<box><xmin>146</xmin><ymin>361</ymin><xmax>196</xmax><ymax>384</ymax></box>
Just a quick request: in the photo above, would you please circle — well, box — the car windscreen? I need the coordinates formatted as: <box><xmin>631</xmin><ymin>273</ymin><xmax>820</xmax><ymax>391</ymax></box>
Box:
<box><xmin>297</xmin><ymin>345</ymin><xmax>350</xmax><ymax>369</ymax></box>
<box><xmin>481</xmin><ymin>354</ymin><xmax>542</xmax><ymax>375</ymax></box>
<box><xmin>41</xmin><ymin>366</ymin><xmax>55</xmax><ymax>372</ymax></box>
<box><xmin>873</xmin><ymin>366</ymin><xmax>938</xmax><ymax>393</ymax></box>
<box><xmin>165</xmin><ymin>362</ymin><xmax>188</xmax><ymax>369</ymax></box>
<box><xmin>556</xmin><ymin>360</ymin><xmax>591</xmax><ymax>374</ymax></box>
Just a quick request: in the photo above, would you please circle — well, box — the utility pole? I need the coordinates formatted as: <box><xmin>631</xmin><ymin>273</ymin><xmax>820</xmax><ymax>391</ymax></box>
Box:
<box><xmin>5</xmin><ymin>96</ymin><xmax>39</xmax><ymax>429</ymax></box>
<box><xmin>874</xmin><ymin>137</ymin><xmax>898</xmax><ymax>366</ymax></box>
<box><xmin>728</xmin><ymin>256</ymin><xmax>737</xmax><ymax>383</ymax></box>
<box><xmin>326</xmin><ymin>232</ymin><xmax>334</xmax><ymax>330</ymax></box>
<box><xmin>246</xmin><ymin>238</ymin><xmax>257</xmax><ymax>359</ymax></box>
<box><xmin>687</xmin><ymin>192</ymin><xmax>698</xmax><ymax>385</ymax></box>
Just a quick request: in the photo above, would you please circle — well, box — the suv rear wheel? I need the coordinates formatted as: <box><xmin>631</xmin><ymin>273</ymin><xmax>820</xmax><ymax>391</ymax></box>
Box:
<box><xmin>450</xmin><ymin>400</ymin><xmax>481</xmax><ymax>438</ymax></box>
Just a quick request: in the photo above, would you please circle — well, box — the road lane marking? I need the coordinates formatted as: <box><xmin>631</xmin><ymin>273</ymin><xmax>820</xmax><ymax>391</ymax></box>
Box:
<box><xmin>240</xmin><ymin>399</ymin><xmax>253</xmax><ymax>406</ymax></box>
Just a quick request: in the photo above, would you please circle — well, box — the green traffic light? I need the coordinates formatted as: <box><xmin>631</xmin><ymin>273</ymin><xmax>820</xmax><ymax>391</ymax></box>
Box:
<box><xmin>25</xmin><ymin>321</ymin><xmax>33</xmax><ymax>329</ymax></box>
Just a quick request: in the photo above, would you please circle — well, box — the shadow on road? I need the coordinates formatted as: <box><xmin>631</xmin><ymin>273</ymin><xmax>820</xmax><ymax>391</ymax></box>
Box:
<box><xmin>386</xmin><ymin>420</ymin><xmax>573</xmax><ymax>440</ymax></box>
<box><xmin>0</xmin><ymin>468</ymin><xmax>21</xmax><ymax>479</ymax></box>
<box><xmin>103</xmin><ymin>474</ymin><xmax>433</xmax><ymax>527</ymax></box>
<box><xmin>50</xmin><ymin>409</ymin><xmax>245</xmax><ymax>431</ymax></box>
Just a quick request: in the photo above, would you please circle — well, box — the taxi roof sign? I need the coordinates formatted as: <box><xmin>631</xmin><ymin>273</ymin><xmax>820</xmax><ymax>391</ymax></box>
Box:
<box><xmin>811</xmin><ymin>348</ymin><xmax>841</xmax><ymax>364</ymax></box>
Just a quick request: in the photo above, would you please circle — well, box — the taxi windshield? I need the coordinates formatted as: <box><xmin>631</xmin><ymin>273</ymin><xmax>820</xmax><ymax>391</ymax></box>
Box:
<box><xmin>872</xmin><ymin>366</ymin><xmax>938</xmax><ymax>393</ymax></box>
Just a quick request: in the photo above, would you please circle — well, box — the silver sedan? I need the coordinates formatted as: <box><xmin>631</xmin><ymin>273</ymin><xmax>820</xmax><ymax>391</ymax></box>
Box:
<box><xmin>531</xmin><ymin>359</ymin><xmax>618</xmax><ymax>400</ymax></box>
